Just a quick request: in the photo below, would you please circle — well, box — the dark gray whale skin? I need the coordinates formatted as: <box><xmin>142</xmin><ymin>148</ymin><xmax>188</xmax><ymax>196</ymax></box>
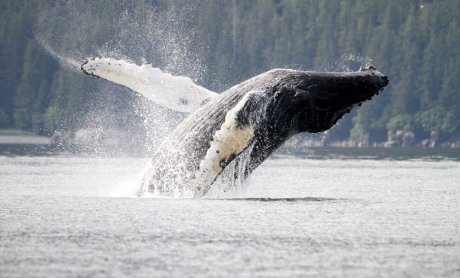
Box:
<box><xmin>142</xmin><ymin>66</ymin><xmax>389</xmax><ymax>197</ymax></box>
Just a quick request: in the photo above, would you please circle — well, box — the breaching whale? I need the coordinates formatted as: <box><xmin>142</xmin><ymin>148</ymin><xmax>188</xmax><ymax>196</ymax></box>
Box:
<box><xmin>82</xmin><ymin>58</ymin><xmax>389</xmax><ymax>197</ymax></box>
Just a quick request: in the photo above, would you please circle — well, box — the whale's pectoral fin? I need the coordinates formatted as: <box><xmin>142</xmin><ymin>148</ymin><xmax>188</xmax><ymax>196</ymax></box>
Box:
<box><xmin>197</xmin><ymin>91</ymin><xmax>265</xmax><ymax>196</ymax></box>
<box><xmin>81</xmin><ymin>57</ymin><xmax>218</xmax><ymax>113</ymax></box>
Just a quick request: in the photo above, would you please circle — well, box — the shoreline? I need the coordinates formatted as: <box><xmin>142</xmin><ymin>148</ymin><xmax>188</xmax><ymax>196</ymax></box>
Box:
<box><xmin>0</xmin><ymin>135</ymin><xmax>459</xmax><ymax>149</ymax></box>
<box><xmin>0</xmin><ymin>135</ymin><xmax>51</xmax><ymax>145</ymax></box>
<box><xmin>1</xmin><ymin>136</ymin><xmax>459</xmax><ymax>161</ymax></box>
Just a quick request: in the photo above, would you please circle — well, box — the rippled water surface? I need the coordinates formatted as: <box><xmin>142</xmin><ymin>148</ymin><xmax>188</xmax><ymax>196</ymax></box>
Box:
<box><xmin>1</xmin><ymin>149</ymin><xmax>459</xmax><ymax>277</ymax></box>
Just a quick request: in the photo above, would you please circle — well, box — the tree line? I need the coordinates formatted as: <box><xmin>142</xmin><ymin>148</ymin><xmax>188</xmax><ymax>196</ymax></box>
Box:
<box><xmin>0</xmin><ymin>0</ymin><xmax>459</xmax><ymax>146</ymax></box>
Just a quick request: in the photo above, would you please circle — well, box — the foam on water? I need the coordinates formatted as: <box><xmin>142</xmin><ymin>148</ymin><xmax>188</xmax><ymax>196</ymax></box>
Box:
<box><xmin>108</xmin><ymin>165</ymin><xmax>147</xmax><ymax>198</ymax></box>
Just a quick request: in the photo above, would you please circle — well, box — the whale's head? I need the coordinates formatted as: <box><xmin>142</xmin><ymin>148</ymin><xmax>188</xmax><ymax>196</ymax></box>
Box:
<box><xmin>264</xmin><ymin>66</ymin><xmax>389</xmax><ymax>136</ymax></box>
<box><xmin>240</xmin><ymin>66</ymin><xmax>389</xmax><ymax>172</ymax></box>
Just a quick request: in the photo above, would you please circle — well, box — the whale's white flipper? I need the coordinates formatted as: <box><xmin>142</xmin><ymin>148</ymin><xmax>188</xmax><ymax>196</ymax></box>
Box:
<box><xmin>196</xmin><ymin>91</ymin><xmax>265</xmax><ymax>195</ymax></box>
<box><xmin>81</xmin><ymin>57</ymin><xmax>218</xmax><ymax>113</ymax></box>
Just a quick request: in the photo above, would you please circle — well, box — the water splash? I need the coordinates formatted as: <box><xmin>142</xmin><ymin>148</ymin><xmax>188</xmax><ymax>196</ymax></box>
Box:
<box><xmin>34</xmin><ymin>0</ymin><xmax>205</xmax><ymax>156</ymax></box>
<box><xmin>35</xmin><ymin>0</ymin><xmax>205</xmax><ymax>80</ymax></box>
<box><xmin>109</xmin><ymin>159</ymin><xmax>151</xmax><ymax>198</ymax></box>
<box><xmin>335</xmin><ymin>54</ymin><xmax>373</xmax><ymax>72</ymax></box>
<box><xmin>205</xmin><ymin>143</ymin><xmax>256</xmax><ymax>198</ymax></box>
<box><xmin>36</xmin><ymin>39</ymin><xmax>82</xmax><ymax>71</ymax></box>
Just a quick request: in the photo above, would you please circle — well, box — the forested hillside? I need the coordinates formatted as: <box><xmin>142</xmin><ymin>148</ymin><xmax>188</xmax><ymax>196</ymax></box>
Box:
<box><xmin>1</xmin><ymin>0</ymin><xmax>459</xmax><ymax>146</ymax></box>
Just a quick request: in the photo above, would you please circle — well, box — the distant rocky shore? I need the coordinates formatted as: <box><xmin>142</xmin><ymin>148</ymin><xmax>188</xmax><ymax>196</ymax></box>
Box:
<box><xmin>285</xmin><ymin>129</ymin><xmax>460</xmax><ymax>149</ymax></box>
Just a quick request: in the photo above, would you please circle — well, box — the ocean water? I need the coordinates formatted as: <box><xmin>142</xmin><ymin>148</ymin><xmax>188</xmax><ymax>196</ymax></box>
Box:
<box><xmin>1</xmin><ymin>148</ymin><xmax>459</xmax><ymax>277</ymax></box>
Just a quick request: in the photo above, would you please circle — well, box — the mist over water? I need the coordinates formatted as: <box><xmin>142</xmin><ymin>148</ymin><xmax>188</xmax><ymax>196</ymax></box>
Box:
<box><xmin>335</xmin><ymin>54</ymin><xmax>373</xmax><ymax>72</ymax></box>
<box><xmin>34</xmin><ymin>1</ymin><xmax>206</xmax><ymax>156</ymax></box>
<box><xmin>36</xmin><ymin>1</ymin><xmax>206</xmax><ymax>76</ymax></box>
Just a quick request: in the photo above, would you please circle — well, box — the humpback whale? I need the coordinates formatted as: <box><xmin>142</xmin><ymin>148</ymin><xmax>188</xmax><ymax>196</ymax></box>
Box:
<box><xmin>82</xmin><ymin>58</ymin><xmax>389</xmax><ymax>197</ymax></box>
